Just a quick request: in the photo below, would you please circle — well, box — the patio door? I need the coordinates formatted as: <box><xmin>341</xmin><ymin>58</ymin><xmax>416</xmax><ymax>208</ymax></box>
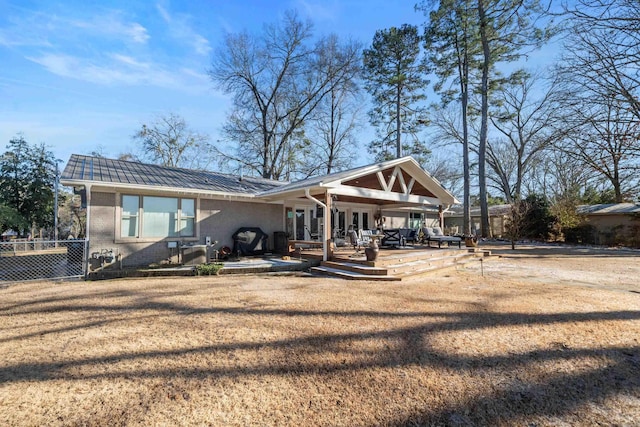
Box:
<box><xmin>351</xmin><ymin>210</ymin><xmax>371</xmax><ymax>232</ymax></box>
<box><xmin>294</xmin><ymin>207</ymin><xmax>320</xmax><ymax>240</ymax></box>
<box><xmin>331</xmin><ymin>209</ymin><xmax>346</xmax><ymax>239</ymax></box>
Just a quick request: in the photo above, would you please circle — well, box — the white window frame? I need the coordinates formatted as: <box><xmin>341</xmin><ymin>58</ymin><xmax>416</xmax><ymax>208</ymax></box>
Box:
<box><xmin>117</xmin><ymin>194</ymin><xmax>197</xmax><ymax>241</ymax></box>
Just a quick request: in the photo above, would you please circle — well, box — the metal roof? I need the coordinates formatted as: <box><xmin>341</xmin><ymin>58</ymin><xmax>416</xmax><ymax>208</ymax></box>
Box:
<box><xmin>61</xmin><ymin>154</ymin><xmax>286</xmax><ymax>195</ymax></box>
<box><xmin>577</xmin><ymin>203</ymin><xmax>640</xmax><ymax>215</ymax></box>
<box><xmin>445</xmin><ymin>204</ymin><xmax>512</xmax><ymax>217</ymax></box>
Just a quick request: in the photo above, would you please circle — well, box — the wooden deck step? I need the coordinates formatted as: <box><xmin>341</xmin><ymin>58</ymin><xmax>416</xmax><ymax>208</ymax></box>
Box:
<box><xmin>394</xmin><ymin>255</ymin><xmax>479</xmax><ymax>277</ymax></box>
<box><xmin>310</xmin><ymin>266</ymin><xmax>401</xmax><ymax>281</ymax></box>
<box><xmin>321</xmin><ymin>261</ymin><xmax>388</xmax><ymax>276</ymax></box>
<box><xmin>385</xmin><ymin>253</ymin><xmax>474</xmax><ymax>276</ymax></box>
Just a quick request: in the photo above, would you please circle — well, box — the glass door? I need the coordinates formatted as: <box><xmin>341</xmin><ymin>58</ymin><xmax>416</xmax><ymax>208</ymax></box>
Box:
<box><xmin>331</xmin><ymin>210</ymin><xmax>346</xmax><ymax>239</ymax></box>
<box><xmin>295</xmin><ymin>207</ymin><xmax>320</xmax><ymax>240</ymax></box>
<box><xmin>295</xmin><ymin>209</ymin><xmax>305</xmax><ymax>240</ymax></box>
<box><xmin>351</xmin><ymin>210</ymin><xmax>371</xmax><ymax>232</ymax></box>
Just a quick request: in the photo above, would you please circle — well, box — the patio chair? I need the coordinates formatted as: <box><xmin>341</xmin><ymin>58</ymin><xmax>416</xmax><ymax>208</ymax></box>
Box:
<box><xmin>348</xmin><ymin>229</ymin><xmax>365</xmax><ymax>255</ymax></box>
<box><xmin>381</xmin><ymin>228</ymin><xmax>404</xmax><ymax>247</ymax></box>
<box><xmin>399</xmin><ymin>228</ymin><xmax>417</xmax><ymax>245</ymax></box>
<box><xmin>360</xmin><ymin>229</ymin><xmax>373</xmax><ymax>246</ymax></box>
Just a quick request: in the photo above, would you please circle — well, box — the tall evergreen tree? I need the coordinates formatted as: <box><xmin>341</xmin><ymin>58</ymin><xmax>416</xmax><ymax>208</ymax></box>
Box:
<box><xmin>420</xmin><ymin>0</ymin><xmax>552</xmax><ymax>236</ymax></box>
<box><xmin>475</xmin><ymin>0</ymin><xmax>552</xmax><ymax>237</ymax></box>
<box><xmin>420</xmin><ymin>0</ymin><xmax>479</xmax><ymax>235</ymax></box>
<box><xmin>362</xmin><ymin>24</ymin><xmax>430</xmax><ymax>162</ymax></box>
<box><xmin>0</xmin><ymin>136</ymin><xmax>56</xmax><ymax>236</ymax></box>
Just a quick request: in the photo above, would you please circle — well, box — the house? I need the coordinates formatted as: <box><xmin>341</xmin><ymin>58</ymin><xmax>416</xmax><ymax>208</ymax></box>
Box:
<box><xmin>576</xmin><ymin>203</ymin><xmax>640</xmax><ymax>246</ymax></box>
<box><xmin>444</xmin><ymin>204</ymin><xmax>512</xmax><ymax>237</ymax></box>
<box><xmin>60</xmin><ymin>154</ymin><xmax>459</xmax><ymax>267</ymax></box>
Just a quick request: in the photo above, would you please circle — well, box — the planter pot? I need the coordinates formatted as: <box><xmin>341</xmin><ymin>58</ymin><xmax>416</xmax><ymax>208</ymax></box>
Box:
<box><xmin>365</xmin><ymin>246</ymin><xmax>379</xmax><ymax>262</ymax></box>
<box><xmin>465</xmin><ymin>237</ymin><xmax>478</xmax><ymax>247</ymax></box>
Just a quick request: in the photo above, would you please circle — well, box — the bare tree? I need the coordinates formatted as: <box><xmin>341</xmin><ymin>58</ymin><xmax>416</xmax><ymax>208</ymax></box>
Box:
<box><xmin>487</xmin><ymin>71</ymin><xmax>566</xmax><ymax>202</ymax></box>
<box><xmin>505</xmin><ymin>198</ymin><xmax>533</xmax><ymax>249</ymax></box>
<box><xmin>210</xmin><ymin>11</ymin><xmax>361</xmax><ymax>180</ymax></box>
<box><xmin>298</xmin><ymin>35</ymin><xmax>363</xmax><ymax>176</ymax></box>
<box><xmin>561</xmin><ymin>0</ymin><xmax>640</xmax><ymax>119</ymax></box>
<box><xmin>558</xmin><ymin>94</ymin><xmax>640</xmax><ymax>202</ymax></box>
<box><xmin>132</xmin><ymin>113</ymin><xmax>213</xmax><ymax>169</ymax></box>
<box><xmin>424</xmin><ymin>151</ymin><xmax>465</xmax><ymax>198</ymax></box>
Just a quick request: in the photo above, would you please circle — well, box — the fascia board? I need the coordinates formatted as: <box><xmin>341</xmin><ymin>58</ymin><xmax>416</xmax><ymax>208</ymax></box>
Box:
<box><xmin>59</xmin><ymin>179</ymin><xmax>259</xmax><ymax>200</ymax></box>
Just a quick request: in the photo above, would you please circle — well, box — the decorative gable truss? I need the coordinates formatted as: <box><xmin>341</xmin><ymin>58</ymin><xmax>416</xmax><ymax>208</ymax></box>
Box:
<box><xmin>376</xmin><ymin>166</ymin><xmax>415</xmax><ymax>195</ymax></box>
<box><xmin>337</xmin><ymin>165</ymin><xmax>442</xmax><ymax>206</ymax></box>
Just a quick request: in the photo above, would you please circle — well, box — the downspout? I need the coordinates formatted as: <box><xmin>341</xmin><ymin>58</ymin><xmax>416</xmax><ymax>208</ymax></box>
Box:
<box><xmin>304</xmin><ymin>189</ymin><xmax>328</xmax><ymax>261</ymax></box>
<box><xmin>84</xmin><ymin>184</ymin><xmax>92</xmax><ymax>278</ymax></box>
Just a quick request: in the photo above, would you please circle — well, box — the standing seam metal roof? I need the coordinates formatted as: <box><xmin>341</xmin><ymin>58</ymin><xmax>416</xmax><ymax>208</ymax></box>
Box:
<box><xmin>61</xmin><ymin>154</ymin><xmax>287</xmax><ymax>195</ymax></box>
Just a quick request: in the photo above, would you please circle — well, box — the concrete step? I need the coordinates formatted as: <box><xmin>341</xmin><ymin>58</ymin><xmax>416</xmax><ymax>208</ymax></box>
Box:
<box><xmin>310</xmin><ymin>266</ymin><xmax>401</xmax><ymax>281</ymax></box>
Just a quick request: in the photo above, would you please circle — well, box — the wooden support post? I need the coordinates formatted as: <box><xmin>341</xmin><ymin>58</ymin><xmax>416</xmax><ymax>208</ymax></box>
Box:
<box><xmin>325</xmin><ymin>191</ymin><xmax>333</xmax><ymax>261</ymax></box>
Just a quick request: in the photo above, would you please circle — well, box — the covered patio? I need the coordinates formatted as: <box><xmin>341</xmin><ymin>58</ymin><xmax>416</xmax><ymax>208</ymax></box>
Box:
<box><xmin>259</xmin><ymin>156</ymin><xmax>460</xmax><ymax>262</ymax></box>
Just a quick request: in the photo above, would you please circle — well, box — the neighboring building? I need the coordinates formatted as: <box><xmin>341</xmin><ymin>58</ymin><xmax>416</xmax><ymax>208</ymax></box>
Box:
<box><xmin>61</xmin><ymin>154</ymin><xmax>459</xmax><ymax>267</ymax></box>
<box><xmin>576</xmin><ymin>203</ymin><xmax>640</xmax><ymax>247</ymax></box>
<box><xmin>444</xmin><ymin>204</ymin><xmax>512</xmax><ymax>237</ymax></box>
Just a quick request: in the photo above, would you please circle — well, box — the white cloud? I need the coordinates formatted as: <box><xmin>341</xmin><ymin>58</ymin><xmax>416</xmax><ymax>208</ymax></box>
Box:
<box><xmin>4</xmin><ymin>4</ymin><xmax>212</xmax><ymax>94</ymax></box>
<box><xmin>295</xmin><ymin>0</ymin><xmax>339</xmax><ymax>22</ymax></box>
<box><xmin>69</xmin><ymin>12</ymin><xmax>150</xmax><ymax>45</ymax></box>
<box><xmin>26</xmin><ymin>52</ymin><xmax>210</xmax><ymax>93</ymax></box>
<box><xmin>111</xmin><ymin>54</ymin><xmax>150</xmax><ymax>70</ymax></box>
<box><xmin>125</xmin><ymin>22</ymin><xmax>150</xmax><ymax>44</ymax></box>
<box><xmin>155</xmin><ymin>3</ymin><xmax>211</xmax><ymax>56</ymax></box>
<box><xmin>0</xmin><ymin>10</ymin><xmax>54</xmax><ymax>48</ymax></box>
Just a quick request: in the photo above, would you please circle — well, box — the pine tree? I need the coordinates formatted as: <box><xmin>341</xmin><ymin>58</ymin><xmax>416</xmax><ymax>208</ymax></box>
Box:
<box><xmin>362</xmin><ymin>24</ymin><xmax>430</xmax><ymax>162</ymax></box>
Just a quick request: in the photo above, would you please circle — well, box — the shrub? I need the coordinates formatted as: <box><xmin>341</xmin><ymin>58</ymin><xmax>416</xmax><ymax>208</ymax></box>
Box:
<box><xmin>564</xmin><ymin>224</ymin><xmax>596</xmax><ymax>245</ymax></box>
<box><xmin>195</xmin><ymin>263</ymin><xmax>224</xmax><ymax>276</ymax></box>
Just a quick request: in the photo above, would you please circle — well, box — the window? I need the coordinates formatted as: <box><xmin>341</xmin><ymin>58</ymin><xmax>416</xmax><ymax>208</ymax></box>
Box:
<box><xmin>121</xmin><ymin>195</ymin><xmax>139</xmax><ymax>237</ymax></box>
<box><xmin>409</xmin><ymin>212</ymin><xmax>423</xmax><ymax>229</ymax></box>
<box><xmin>120</xmin><ymin>195</ymin><xmax>195</xmax><ymax>238</ymax></box>
<box><xmin>180</xmin><ymin>199</ymin><xmax>195</xmax><ymax>236</ymax></box>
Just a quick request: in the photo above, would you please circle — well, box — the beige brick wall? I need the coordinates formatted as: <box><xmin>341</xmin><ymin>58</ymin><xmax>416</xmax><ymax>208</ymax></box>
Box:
<box><xmin>88</xmin><ymin>191</ymin><xmax>284</xmax><ymax>268</ymax></box>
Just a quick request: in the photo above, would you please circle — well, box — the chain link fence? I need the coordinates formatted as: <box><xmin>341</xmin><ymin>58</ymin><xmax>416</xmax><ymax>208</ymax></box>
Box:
<box><xmin>0</xmin><ymin>239</ymin><xmax>87</xmax><ymax>283</ymax></box>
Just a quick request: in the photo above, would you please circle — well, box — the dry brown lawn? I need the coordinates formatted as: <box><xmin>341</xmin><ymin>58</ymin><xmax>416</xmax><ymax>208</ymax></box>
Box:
<box><xmin>1</xmin><ymin>244</ymin><xmax>639</xmax><ymax>426</ymax></box>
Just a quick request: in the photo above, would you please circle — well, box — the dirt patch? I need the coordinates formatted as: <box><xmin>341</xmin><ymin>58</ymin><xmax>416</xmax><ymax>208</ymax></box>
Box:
<box><xmin>0</xmin><ymin>244</ymin><xmax>638</xmax><ymax>426</ymax></box>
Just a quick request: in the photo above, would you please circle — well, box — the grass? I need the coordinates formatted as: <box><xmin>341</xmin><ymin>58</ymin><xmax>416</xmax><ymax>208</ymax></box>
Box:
<box><xmin>0</xmin><ymin>248</ymin><xmax>639</xmax><ymax>426</ymax></box>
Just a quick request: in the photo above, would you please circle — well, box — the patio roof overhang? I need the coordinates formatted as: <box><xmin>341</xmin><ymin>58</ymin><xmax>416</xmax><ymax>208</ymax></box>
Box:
<box><xmin>257</xmin><ymin>156</ymin><xmax>459</xmax><ymax>208</ymax></box>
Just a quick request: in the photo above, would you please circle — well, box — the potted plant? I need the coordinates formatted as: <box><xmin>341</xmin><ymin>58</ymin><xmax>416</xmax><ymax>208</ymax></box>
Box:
<box><xmin>464</xmin><ymin>235</ymin><xmax>478</xmax><ymax>247</ymax></box>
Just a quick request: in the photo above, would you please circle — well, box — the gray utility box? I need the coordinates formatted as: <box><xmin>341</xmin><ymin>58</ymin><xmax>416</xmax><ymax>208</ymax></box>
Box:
<box><xmin>181</xmin><ymin>245</ymin><xmax>208</xmax><ymax>266</ymax></box>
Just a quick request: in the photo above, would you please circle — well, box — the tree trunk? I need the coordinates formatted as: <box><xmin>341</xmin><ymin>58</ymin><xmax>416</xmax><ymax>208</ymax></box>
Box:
<box><xmin>396</xmin><ymin>84</ymin><xmax>402</xmax><ymax>158</ymax></box>
<box><xmin>477</xmin><ymin>0</ymin><xmax>491</xmax><ymax>238</ymax></box>
<box><xmin>462</xmin><ymin>91</ymin><xmax>471</xmax><ymax>236</ymax></box>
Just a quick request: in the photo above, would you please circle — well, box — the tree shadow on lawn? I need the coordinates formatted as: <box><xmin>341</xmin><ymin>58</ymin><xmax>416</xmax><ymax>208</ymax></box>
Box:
<box><xmin>1</xmin><ymin>288</ymin><xmax>639</xmax><ymax>425</ymax></box>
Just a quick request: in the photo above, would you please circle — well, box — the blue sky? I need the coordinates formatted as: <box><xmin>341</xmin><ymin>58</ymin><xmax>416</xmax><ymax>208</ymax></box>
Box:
<box><xmin>0</xmin><ymin>0</ymin><xmax>430</xmax><ymax>167</ymax></box>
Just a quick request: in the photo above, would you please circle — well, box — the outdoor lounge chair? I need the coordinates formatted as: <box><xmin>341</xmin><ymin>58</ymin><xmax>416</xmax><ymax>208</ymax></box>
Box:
<box><xmin>424</xmin><ymin>227</ymin><xmax>462</xmax><ymax>248</ymax></box>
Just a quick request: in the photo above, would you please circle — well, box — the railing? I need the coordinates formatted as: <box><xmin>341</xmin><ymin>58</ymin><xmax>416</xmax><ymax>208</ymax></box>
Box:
<box><xmin>0</xmin><ymin>239</ymin><xmax>88</xmax><ymax>283</ymax></box>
